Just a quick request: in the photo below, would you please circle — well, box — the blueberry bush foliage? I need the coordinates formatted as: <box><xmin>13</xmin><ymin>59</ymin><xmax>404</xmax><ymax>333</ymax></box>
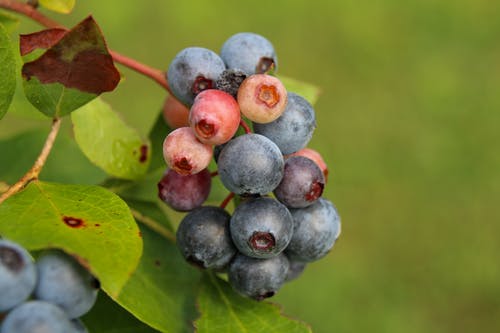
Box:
<box><xmin>0</xmin><ymin>1</ymin><xmax>322</xmax><ymax>332</ymax></box>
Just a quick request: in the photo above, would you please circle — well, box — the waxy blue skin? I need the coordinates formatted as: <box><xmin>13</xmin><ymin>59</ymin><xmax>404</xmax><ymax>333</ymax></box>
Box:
<box><xmin>228</xmin><ymin>253</ymin><xmax>289</xmax><ymax>300</ymax></box>
<box><xmin>230</xmin><ymin>197</ymin><xmax>293</xmax><ymax>259</ymax></box>
<box><xmin>0</xmin><ymin>301</ymin><xmax>76</xmax><ymax>333</ymax></box>
<box><xmin>0</xmin><ymin>239</ymin><xmax>37</xmax><ymax>312</ymax></box>
<box><xmin>253</xmin><ymin>92</ymin><xmax>316</xmax><ymax>155</ymax></box>
<box><xmin>286</xmin><ymin>198</ymin><xmax>341</xmax><ymax>262</ymax></box>
<box><xmin>221</xmin><ymin>32</ymin><xmax>278</xmax><ymax>76</ymax></box>
<box><xmin>35</xmin><ymin>250</ymin><xmax>99</xmax><ymax>319</ymax></box>
<box><xmin>176</xmin><ymin>206</ymin><xmax>236</xmax><ymax>270</ymax></box>
<box><xmin>167</xmin><ymin>47</ymin><xmax>226</xmax><ymax>106</ymax></box>
<box><xmin>285</xmin><ymin>257</ymin><xmax>307</xmax><ymax>282</ymax></box>
<box><xmin>218</xmin><ymin>134</ymin><xmax>284</xmax><ymax>196</ymax></box>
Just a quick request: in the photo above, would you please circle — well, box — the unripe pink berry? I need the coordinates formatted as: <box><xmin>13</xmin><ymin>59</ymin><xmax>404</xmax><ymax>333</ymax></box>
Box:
<box><xmin>237</xmin><ymin>74</ymin><xmax>287</xmax><ymax>123</ymax></box>
<box><xmin>162</xmin><ymin>95</ymin><xmax>190</xmax><ymax>129</ymax></box>
<box><xmin>163</xmin><ymin>127</ymin><xmax>213</xmax><ymax>175</ymax></box>
<box><xmin>189</xmin><ymin>89</ymin><xmax>241</xmax><ymax>145</ymax></box>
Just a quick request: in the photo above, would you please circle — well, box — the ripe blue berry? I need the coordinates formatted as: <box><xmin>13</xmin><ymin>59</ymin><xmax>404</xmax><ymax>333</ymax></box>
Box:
<box><xmin>71</xmin><ymin>318</ymin><xmax>89</xmax><ymax>333</ymax></box>
<box><xmin>0</xmin><ymin>239</ymin><xmax>37</xmax><ymax>312</ymax></box>
<box><xmin>218</xmin><ymin>134</ymin><xmax>284</xmax><ymax>195</ymax></box>
<box><xmin>34</xmin><ymin>249</ymin><xmax>99</xmax><ymax>319</ymax></box>
<box><xmin>274</xmin><ymin>156</ymin><xmax>325</xmax><ymax>208</ymax></box>
<box><xmin>230</xmin><ymin>197</ymin><xmax>293</xmax><ymax>259</ymax></box>
<box><xmin>0</xmin><ymin>300</ymin><xmax>75</xmax><ymax>333</ymax></box>
<box><xmin>167</xmin><ymin>47</ymin><xmax>226</xmax><ymax>106</ymax></box>
<box><xmin>220</xmin><ymin>32</ymin><xmax>277</xmax><ymax>76</ymax></box>
<box><xmin>228</xmin><ymin>253</ymin><xmax>289</xmax><ymax>300</ymax></box>
<box><xmin>285</xmin><ymin>257</ymin><xmax>307</xmax><ymax>282</ymax></box>
<box><xmin>176</xmin><ymin>206</ymin><xmax>236</xmax><ymax>270</ymax></box>
<box><xmin>286</xmin><ymin>198</ymin><xmax>341</xmax><ymax>262</ymax></box>
<box><xmin>253</xmin><ymin>92</ymin><xmax>316</xmax><ymax>154</ymax></box>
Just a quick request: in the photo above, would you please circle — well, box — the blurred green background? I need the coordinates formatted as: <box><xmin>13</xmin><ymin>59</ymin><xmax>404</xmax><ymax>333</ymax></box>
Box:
<box><xmin>2</xmin><ymin>0</ymin><xmax>500</xmax><ymax>332</ymax></box>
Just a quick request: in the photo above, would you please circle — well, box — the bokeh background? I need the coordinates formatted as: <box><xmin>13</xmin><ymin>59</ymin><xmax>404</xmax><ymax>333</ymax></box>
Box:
<box><xmin>1</xmin><ymin>0</ymin><xmax>500</xmax><ymax>332</ymax></box>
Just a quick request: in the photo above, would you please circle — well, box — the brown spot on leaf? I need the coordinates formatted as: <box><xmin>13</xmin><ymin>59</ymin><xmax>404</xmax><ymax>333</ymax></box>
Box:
<box><xmin>20</xmin><ymin>28</ymin><xmax>68</xmax><ymax>56</ymax></box>
<box><xmin>139</xmin><ymin>144</ymin><xmax>148</xmax><ymax>163</ymax></box>
<box><xmin>154</xmin><ymin>259</ymin><xmax>161</xmax><ymax>267</ymax></box>
<box><xmin>21</xmin><ymin>16</ymin><xmax>120</xmax><ymax>94</ymax></box>
<box><xmin>138</xmin><ymin>231</ymin><xmax>142</xmax><ymax>238</ymax></box>
<box><xmin>94</xmin><ymin>223</ymin><xmax>101</xmax><ymax>227</ymax></box>
<box><xmin>63</xmin><ymin>216</ymin><xmax>85</xmax><ymax>228</ymax></box>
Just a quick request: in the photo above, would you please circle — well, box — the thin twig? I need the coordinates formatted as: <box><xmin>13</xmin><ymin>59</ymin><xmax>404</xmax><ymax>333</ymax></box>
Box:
<box><xmin>0</xmin><ymin>0</ymin><xmax>171</xmax><ymax>93</ymax></box>
<box><xmin>239</xmin><ymin>120</ymin><xmax>252</xmax><ymax>134</ymax></box>
<box><xmin>220</xmin><ymin>192</ymin><xmax>235</xmax><ymax>209</ymax></box>
<box><xmin>0</xmin><ymin>118</ymin><xmax>61</xmax><ymax>204</ymax></box>
<box><xmin>130</xmin><ymin>208</ymin><xmax>176</xmax><ymax>243</ymax></box>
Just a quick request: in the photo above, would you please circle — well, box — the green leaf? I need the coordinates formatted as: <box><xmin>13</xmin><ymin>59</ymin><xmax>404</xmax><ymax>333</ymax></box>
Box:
<box><xmin>195</xmin><ymin>273</ymin><xmax>312</xmax><ymax>333</ymax></box>
<box><xmin>0</xmin><ymin>181</ymin><xmax>143</xmax><ymax>298</ymax></box>
<box><xmin>101</xmin><ymin>167</ymin><xmax>164</xmax><ymax>203</ymax></box>
<box><xmin>147</xmin><ymin>111</ymin><xmax>171</xmax><ymax>172</ymax></box>
<box><xmin>39</xmin><ymin>0</ymin><xmax>76</xmax><ymax>14</ymax></box>
<box><xmin>23</xmin><ymin>78</ymin><xmax>97</xmax><ymax>118</ymax></box>
<box><xmin>0</xmin><ymin>23</ymin><xmax>16</xmax><ymax>120</ymax></box>
<box><xmin>278</xmin><ymin>75</ymin><xmax>321</xmax><ymax>106</ymax></box>
<box><xmin>0</xmin><ymin>128</ymin><xmax>106</xmax><ymax>185</ymax></box>
<box><xmin>0</xmin><ymin>10</ymin><xmax>20</xmax><ymax>32</ymax></box>
<box><xmin>83</xmin><ymin>292</ymin><xmax>159</xmax><ymax>333</ymax></box>
<box><xmin>21</xmin><ymin>16</ymin><xmax>120</xmax><ymax>117</ymax></box>
<box><xmin>113</xmin><ymin>203</ymin><xmax>200</xmax><ymax>333</ymax></box>
<box><xmin>72</xmin><ymin>97</ymin><xmax>151</xmax><ymax>180</ymax></box>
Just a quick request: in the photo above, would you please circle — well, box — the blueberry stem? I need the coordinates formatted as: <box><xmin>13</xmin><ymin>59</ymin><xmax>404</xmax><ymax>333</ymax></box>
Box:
<box><xmin>210</xmin><ymin>170</ymin><xmax>219</xmax><ymax>177</ymax></box>
<box><xmin>0</xmin><ymin>0</ymin><xmax>174</xmax><ymax>95</ymax></box>
<box><xmin>239</xmin><ymin>120</ymin><xmax>252</xmax><ymax>134</ymax></box>
<box><xmin>0</xmin><ymin>118</ymin><xmax>61</xmax><ymax>204</ymax></box>
<box><xmin>220</xmin><ymin>192</ymin><xmax>235</xmax><ymax>209</ymax></box>
<box><xmin>130</xmin><ymin>208</ymin><xmax>176</xmax><ymax>242</ymax></box>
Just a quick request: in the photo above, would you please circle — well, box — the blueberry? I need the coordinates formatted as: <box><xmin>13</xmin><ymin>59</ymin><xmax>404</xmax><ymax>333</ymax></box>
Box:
<box><xmin>0</xmin><ymin>300</ymin><xmax>76</xmax><ymax>333</ymax></box>
<box><xmin>274</xmin><ymin>156</ymin><xmax>325</xmax><ymax>208</ymax></box>
<box><xmin>176</xmin><ymin>206</ymin><xmax>236</xmax><ymax>270</ymax></box>
<box><xmin>71</xmin><ymin>318</ymin><xmax>89</xmax><ymax>333</ymax></box>
<box><xmin>167</xmin><ymin>47</ymin><xmax>226</xmax><ymax>106</ymax></box>
<box><xmin>0</xmin><ymin>239</ymin><xmax>37</xmax><ymax>312</ymax></box>
<box><xmin>286</xmin><ymin>198</ymin><xmax>341</xmax><ymax>262</ymax></box>
<box><xmin>285</xmin><ymin>257</ymin><xmax>307</xmax><ymax>282</ymax></box>
<box><xmin>218</xmin><ymin>134</ymin><xmax>284</xmax><ymax>195</ymax></box>
<box><xmin>34</xmin><ymin>249</ymin><xmax>99</xmax><ymax>319</ymax></box>
<box><xmin>230</xmin><ymin>197</ymin><xmax>293</xmax><ymax>259</ymax></box>
<box><xmin>220</xmin><ymin>32</ymin><xmax>277</xmax><ymax>76</ymax></box>
<box><xmin>228</xmin><ymin>253</ymin><xmax>289</xmax><ymax>300</ymax></box>
<box><xmin>253</xmin><ymin>92</ymin><xmax>316</xmax><ymax>155</ymax></box>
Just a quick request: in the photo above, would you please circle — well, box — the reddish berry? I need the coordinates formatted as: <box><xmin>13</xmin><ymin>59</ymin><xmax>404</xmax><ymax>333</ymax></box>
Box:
<box><xmin>237</xmin><ymin>74</ymin><xmax>287</xmax><ymax>123</ymax></box>
<box><xmin>158</xmin><ymin>168</ymin><xmax>211</xmax><ymax>211</ymax></box>
<box><xmin>162</xmin><ymin>95</ymin><xmax>189</xmax><ymax>129</ymax></box>
<box><xmin>163</xmin><ymin>127</ymin><xmax>212</xmax><ymax>175</ymax></box>
<box><xmin>189</xmin><ymin>90</ymin><xmax>241</xmax><ymax>145</ymax></box>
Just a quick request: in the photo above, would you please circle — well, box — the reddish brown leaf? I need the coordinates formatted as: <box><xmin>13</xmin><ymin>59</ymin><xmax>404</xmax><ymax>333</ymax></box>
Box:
<box><xmin>20</xmin><ymin>28</ymin><xmax>68</xmax><ymax>56</ymax></box>
<box><xmin>22</xmin><ymin>16</ymin><xmax>120</xmax><ymax>94</ymax></box>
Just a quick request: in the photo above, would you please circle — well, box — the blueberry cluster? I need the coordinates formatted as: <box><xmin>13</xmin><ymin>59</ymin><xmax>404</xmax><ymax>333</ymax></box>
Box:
<box><xmin>159</xmin><ymin>32</ymin><xmax>341</xmax><ymax>300</ymax></box>
<box><xmin>0</xmin><ymin>239</ymin><xmax>99</xmax><ymax>333</ymax></box>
